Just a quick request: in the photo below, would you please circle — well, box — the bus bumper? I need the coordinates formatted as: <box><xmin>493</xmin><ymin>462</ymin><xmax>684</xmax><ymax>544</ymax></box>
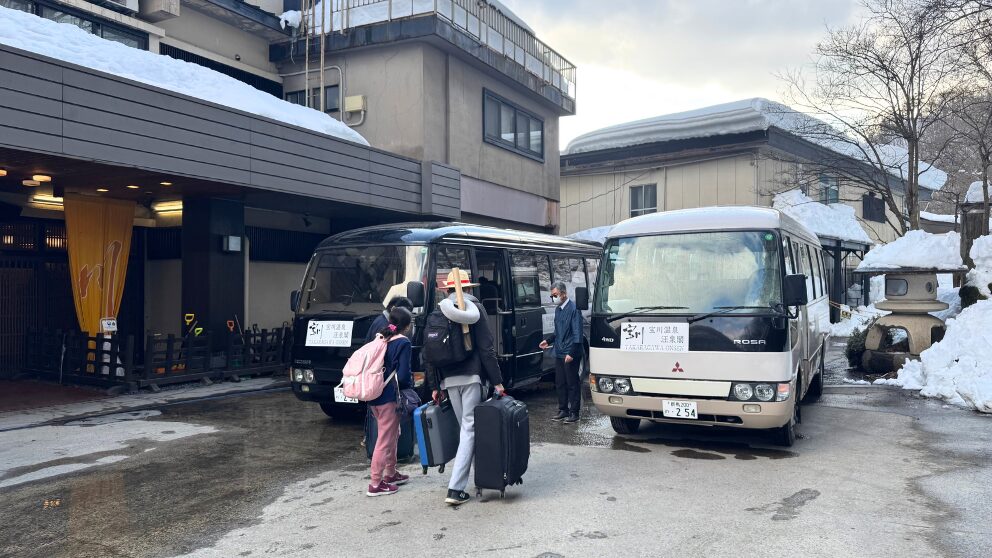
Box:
<box><xmin>291</xmin><ymin>382</ymin><xmax>334</xmax><ymax>403</ymax></box>
<box><xmin>590</xmin><ymin>391</ymin><xmax>792</xmax><ymax>429</ymax></box>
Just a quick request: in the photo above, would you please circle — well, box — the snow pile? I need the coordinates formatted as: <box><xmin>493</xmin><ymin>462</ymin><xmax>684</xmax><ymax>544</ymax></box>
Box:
<box><xmin>965</xmin><ymin>180</ymin><xmax>991</xmax><ymax>203</ymax></box>
<box><xmin>856</xmin><ymin>230</ymin><xmax>963</xmax><ymax>271</ymax></box>
<box><xmin>876</xmin><ymin>299</ymin><xmax>992</xmax><ymax>413</ymax></box>
<box><xmin>281</xmin><ymin>0</ymin><xmax>534</xmax><ymax>34</ymax></box>
<box><xmin>933</xmin><ymin>287</ymin><xmax>962</xmax><ymax>322</ymax></box>
<box><xmin>920</xmin><ymin>211</ymin><xmax>957</xmax><ymax>225</ymax></box>
<box><xmin>0</xmin><ymin>7</ymin><xmax>369</xmax><ymax>146</ymax></box>
<box><xmin>966</xmin><ymin>235</ymin><xmax>992</xmax><ymax>297</ymax></box>
<box><xmin>773</xmin><ymin>189</ymin><xmax>872</xmax><ymax>243</ymax></box>
<box><xmin>565</xmin><ymin>98</ymin><xmax>946</xmax><ymax>191</ymax></box>
<box><xmin>568</xmin><ymin>226</ymin><xmax>613</xmax><ymax>244</ymax></box>
<box><xmin>828</xmin><ymin>305</ymin><xmax>886</xmax><ymax>337</ymax></box>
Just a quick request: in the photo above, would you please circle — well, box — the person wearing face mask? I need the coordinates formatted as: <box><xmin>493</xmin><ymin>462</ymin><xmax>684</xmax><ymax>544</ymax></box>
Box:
<box><xmin>539</xmin><ymin>281</ymin><xmax>584</xmax><ymax>424</ymax></box>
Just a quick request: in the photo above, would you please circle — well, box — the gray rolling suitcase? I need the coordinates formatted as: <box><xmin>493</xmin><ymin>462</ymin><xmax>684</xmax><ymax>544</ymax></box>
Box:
<box><xmin>414</xmin><ymin>399</ymin><xmax>460</xmax><ymax>474</ymax></box>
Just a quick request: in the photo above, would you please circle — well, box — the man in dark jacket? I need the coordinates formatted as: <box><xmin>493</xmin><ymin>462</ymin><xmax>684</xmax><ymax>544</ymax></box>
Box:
<box><xmin>540</xmin><ymin>281</ymin><xmax>584</xmax><ymax>423</ymax></box>
<box><xmin>365</xmin><ymin>296</ymin><xmax>413</xmax><ymax>343</ymax></box>
<box><xmin>428</xmin><ymin>269</ymin><xmax>504</xmax><ymax>506</ymax></box>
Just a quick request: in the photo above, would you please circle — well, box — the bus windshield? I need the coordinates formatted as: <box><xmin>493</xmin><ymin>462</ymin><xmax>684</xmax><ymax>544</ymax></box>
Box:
<box><xmin>302</xmin><ymin>245</ymin><xmax>429</xmax><ymax>314</ymax></box>
<box><xmin>595</xmin><ymin>231</ymin><xmax>783</xmax><ymax>315</ymax></box>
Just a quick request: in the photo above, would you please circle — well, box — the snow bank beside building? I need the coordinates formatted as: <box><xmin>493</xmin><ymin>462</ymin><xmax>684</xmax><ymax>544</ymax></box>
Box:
<box><xmin>920</xmin><ymin>211</ymin><xmax>957</xmax><ymax>224</ymax></box>
<box><xmin>966</xmin><ymin>181</ymin><xmax>991</xmax><ymax>203</ymax></box>
<box><xmin>0</xmin><ymin>6</ymin><xmax>369</xmax><ymax>146</ymax></box>
<box><xmin>773</xmin><ymin>190</ymin><xmax>872</xmax><ymax>244</ymax></box>
<box><xmin>876</xmin><ymin>299</ymin><xmax>992</xmax><ymax>413</ymax></box>
<box><xmin>966</xmin><ymin>235</ymin><xmax>992</xmax><ymax>297</ymax></box>
<box><xmin>856</xmin><ymin>230</ymin><xmax>962</xmax><ymax>271</ymax></box>
<box><xmin>568</xmin><ymin>226</ymin><xmax>612</xmax><ymax>244</ymax></box>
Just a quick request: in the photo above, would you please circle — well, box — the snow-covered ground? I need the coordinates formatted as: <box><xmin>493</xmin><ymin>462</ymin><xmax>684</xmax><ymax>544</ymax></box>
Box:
<box><xmin>773</xmin><ymin>189</ymin><xmax>872</xmax><ymax>244</ymax></box>
<box><xmin>856</xmin><ymin>230</ymin><xmax>963</xmax><ymax>271</ymax></box>
<box><xmin>0</xmin><ymin>7</ymin><xmax>369</xmax><ymax>145</ymax></box>
<box><xmin>966</xmin><ymin>235</ymin><xmax>992</xmax><ymax>297</ymax></box>
<box><xmin>828</xmin><ymin>305</ymin><xmax>886</xmax><ymax>337</ymax></box>
<box><xmin>564</xmin><ymin>98</ymin><xmax>947</xmax><ymax>192</ymax></box>
<box><xmin>877</xmin><ymin>299</ymin><xmax>992</xmax><ymax>413</ymax></box>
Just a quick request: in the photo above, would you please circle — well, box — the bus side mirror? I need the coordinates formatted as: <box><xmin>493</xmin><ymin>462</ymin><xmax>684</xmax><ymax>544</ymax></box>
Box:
<box><xmin>575</xmin><ymin>287</ymin><xmax>590</xmax><ymax>311</ymax></box>
<box><xmin>290</xmin><ymin>290</ymin><xmax>300</xmax><ymax>312</ymax></box>
<box><xmin>783</xmin><ymin>274</ymin><xmax>808</xmax><ymax>307</ymax></box>
<box><xmin>406</xmin><ymin>281</ymin><xmax>426</xmax><ymax>308</ymax></box>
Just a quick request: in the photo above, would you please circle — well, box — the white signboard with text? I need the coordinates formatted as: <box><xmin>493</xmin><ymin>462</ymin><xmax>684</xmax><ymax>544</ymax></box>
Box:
<box><xmin>620</xmin><ymin>322</ymin><xmax>689</xmax><ymax>353</ymax></box>
<box><xmin>305</xmin><ymin>320</ymin><xmax>354</xmax><ymax>347</ymax></box>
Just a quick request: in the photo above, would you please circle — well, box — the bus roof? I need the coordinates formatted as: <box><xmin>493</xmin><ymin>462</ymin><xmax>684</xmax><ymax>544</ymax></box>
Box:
<box><xmin>608</xmin><ymin>206</ymin><xmax>821</xmax><ymax>246</ymax></box>
<box><xmin>318</xmin><ymin>222</ymin><xmax>602</xmax><ymax>252</ymax></box>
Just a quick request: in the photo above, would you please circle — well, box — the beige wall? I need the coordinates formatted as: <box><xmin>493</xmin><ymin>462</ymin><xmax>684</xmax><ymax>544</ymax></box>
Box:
<box><xmin>155</xmin><ymin>5</ymin><xmax>278</xmax><ymax>77</ymax></box>
<box><xmin>247</xmin><ymin>261</ymin><xmax>306</xmax><ymax>329</ymax></box>
<box><xmin>145</xmin><ymin>259</ymin><xmax>182</xmax><ymax>336</ymax></box>
<box><xmin>560</xmin><ymin>154</ymin><xmax>757</xmax><ymax>235</ymax></box>
<box><xmin>279</xmin><ymin>42</ymin><xmax>561</xmax><ymax>207</ymax></box>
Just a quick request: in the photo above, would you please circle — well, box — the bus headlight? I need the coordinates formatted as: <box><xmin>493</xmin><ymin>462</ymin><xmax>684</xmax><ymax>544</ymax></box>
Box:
<box><xmin>293</xmin><ymin>368</ymin><xmax>304</xmax><ymax>383</ymax></box>
<box><xmin>754</xmin><ymin>384</ymin><xmax>775</xmax><ymax>402</ymax></box>
<box><xmin>614</xmin><ymin>378</ymin><xmax>632</xmax><ymax>395</ymax></box>
<box><xmin>733</xmin><ymin>383</ymin><xmax>754</xmax><ymax>401</ymax></box>
<box><xmin>303</xmin><ymin>369</ymin><xmax>315</xmax><ymax>383</ymax></box>
<box><xmin>597</xmin><ymin>376</ymin><xmax>615</xmax><ymax>393</ymax></box>
<box><xmin>776</xmin><ymin>383</ymin><xmax>792</xmax><ymax>401</ymax></box>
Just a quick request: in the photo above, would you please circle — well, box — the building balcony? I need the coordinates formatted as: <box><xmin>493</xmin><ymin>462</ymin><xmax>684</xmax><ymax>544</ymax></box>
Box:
<box><xmin>270</xmin><ymin>0</ymin><xmax>576</xmax><ymax>115</ymax></box>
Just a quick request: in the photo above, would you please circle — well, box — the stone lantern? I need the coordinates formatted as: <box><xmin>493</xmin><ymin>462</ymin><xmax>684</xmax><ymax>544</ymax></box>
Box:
<box><xmin>856</xmin><ymin>267</ymin><xmax>964</xmax><ymax>373</ymax></box>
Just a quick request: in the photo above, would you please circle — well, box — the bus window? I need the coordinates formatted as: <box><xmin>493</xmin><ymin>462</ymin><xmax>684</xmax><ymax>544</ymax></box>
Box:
<box><xmin>510</xmin><ymin>251</ymin><xmax>553</xmax><ymax>308</ymax></box>
<box><xmin>552</xmin><ymin>256</ymin><xmax>586</xmax><ymax>298</ymax></box>
<box><xmin>435</xmin><ymin>246</ymin><xmax>471</xmax><ymax>295</ymax></box>
<box><xmin>811</xmin><ymin>249</ymin><xmax>824</xmax><ymax>298</ymax></box>
<box><xmin>782</xmin><ymin>235</ymin><xmax>795</xmax><ymax>275</ymax></box>
<box><xmin>801</xmin><ymin>244</ymin><xmax>816</xmax><ymax>299</ymax></box>
<box><xmin>585</xmin><ymin>256</ymin><xmax>599</xmax><ymax>305</ymax></box>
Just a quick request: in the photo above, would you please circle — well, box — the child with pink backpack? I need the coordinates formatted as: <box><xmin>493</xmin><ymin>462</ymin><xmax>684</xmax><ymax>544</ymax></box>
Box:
<box><xmin>341</xmin><ymin>306</ymin><xmax>414</xmax><ymax>497</ymax></box>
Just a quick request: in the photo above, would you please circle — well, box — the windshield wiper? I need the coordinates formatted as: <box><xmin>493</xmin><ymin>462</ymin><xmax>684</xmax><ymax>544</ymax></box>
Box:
<box><xmin>606</xmin><ymin>305</ymin><xmax>689</xmax><ymax>321</ymax></box>
<box><xmin>687</xmin><ymin>305</ymin><xmax>784</xmax><ymax>324</ymax></box>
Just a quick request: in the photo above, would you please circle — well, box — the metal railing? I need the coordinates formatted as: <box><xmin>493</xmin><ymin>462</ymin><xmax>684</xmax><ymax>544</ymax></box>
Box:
<box><xmin>298</xmin><ymin>0</ymin><xmax>576</xmax><ymax>99</ymax></box>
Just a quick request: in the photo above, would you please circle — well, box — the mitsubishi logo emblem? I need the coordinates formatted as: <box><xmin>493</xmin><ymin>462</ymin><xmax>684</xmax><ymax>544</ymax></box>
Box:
<box><xmin>672</xmin><ymin>362</ymin><xmax>684</xmax><ymax>373</ymax></box>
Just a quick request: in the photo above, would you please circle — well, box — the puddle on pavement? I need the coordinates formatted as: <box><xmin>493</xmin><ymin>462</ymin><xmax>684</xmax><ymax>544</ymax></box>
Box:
<box><xmin>607</xmin><ymin>435</ymin><xmax>798</xmax><ymax>460</ymax></box>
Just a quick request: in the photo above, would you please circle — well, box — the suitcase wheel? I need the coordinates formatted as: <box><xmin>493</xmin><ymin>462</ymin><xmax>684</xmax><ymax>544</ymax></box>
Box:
<box><xmin>422</xmin><ymin>466</ymin><xmax>428</xmax><ymax>475</ymax></box>
<box><xmin>500</xmin><ymin>490</ymin><xmax>505</xmax><ymax>499</ymax></box>
<box><xmin>439</xmin><ymin>464</ymin><xmax>446</xmax><ymax>474</ymax></box>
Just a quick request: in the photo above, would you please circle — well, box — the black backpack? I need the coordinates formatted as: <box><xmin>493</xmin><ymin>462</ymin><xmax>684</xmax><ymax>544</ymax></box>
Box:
<box><xmin>423</xmin><ymin>308</ymin><xmax>473</xmax><ymax>368</ymax></box>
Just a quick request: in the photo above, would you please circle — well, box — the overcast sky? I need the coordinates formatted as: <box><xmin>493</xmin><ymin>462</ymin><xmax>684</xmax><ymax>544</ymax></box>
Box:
<box><xmin>499</xmin><ymin>0</ymin><xmax>865</xmax><ymax>150</ymax></box>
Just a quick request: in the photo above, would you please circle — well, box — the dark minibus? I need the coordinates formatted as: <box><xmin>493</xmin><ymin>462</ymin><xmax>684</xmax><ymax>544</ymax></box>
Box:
<box><xmin>288</xmin><ymin>222</ymin><xmax>601</xmax><ymax>418</ymax></box>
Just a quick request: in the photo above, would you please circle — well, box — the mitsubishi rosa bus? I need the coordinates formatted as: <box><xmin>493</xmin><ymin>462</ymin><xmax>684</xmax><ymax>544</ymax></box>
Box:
<box><xmin>582</xmin><ymin>207</ymin><xmax>829</xmax><ymax>446</ymax></box>
<box><xmin>288</xmin><ymin>222</ymin><xmax>601</xmax><ymax>419</ymax></box>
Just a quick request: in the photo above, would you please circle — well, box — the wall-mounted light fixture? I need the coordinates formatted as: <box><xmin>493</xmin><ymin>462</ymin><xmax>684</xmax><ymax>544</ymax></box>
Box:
<box><xmin>151</xmin><ymin>200</ymin><xmax>183</xmax><ymax>214</ymax></box>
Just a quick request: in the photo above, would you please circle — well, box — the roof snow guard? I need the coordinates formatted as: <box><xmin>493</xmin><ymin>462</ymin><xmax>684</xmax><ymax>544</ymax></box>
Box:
<box><xmin>565</xmin><ymin>98</ymin><xmax>947</xmax><ymax>191</ymax></box>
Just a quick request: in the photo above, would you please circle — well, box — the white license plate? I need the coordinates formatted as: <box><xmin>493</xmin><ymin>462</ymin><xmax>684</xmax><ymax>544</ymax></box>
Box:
<box><xmin>333</xmin><ymin>387</ymin><xmax>358</xmax><ymax>404</ymax></box>
<box><xmin>662</xmin><ymin>400</ymin><xmax>698</xmax><ymax>419</ymax></box>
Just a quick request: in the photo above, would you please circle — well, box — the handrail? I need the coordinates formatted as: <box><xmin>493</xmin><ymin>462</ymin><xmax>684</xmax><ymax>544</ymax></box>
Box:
<box><xmin>298</xmin><ymin>0</ymin><xmax>576</xmax><ymax>100</ymax></box>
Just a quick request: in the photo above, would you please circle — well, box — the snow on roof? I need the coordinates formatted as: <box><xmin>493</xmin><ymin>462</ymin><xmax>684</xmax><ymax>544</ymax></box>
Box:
<box><xmin>0</xmin><ymin>7</ymin><xmax>368</xmax><ymax>146</ymax></box>
<box><xmin>856</xmin><ymin>230</ymin><xmax>964</xmax><ymax>272</ymax></box>
<box><xmin>773</xmin><ymin>190</ymin><xmax>872</xmax><ymax>244</ymax></box>
<box><xmin>607</xmin><ymin>205</ymin><xmax>819</xmax><ymax>244</ymax></box>
<box><xmin>567</xmin><ymin>226</ymin><xmax>612</xmax><ymax>244</ymax></box>
<box><xmin>920</xmin><ymin>211</ymin><xmax>958</xmax><ymax>224</ymax></box>
<box><xmin>281</xmin><ymin>0</ymin><xmax>535</xmax><ymax>35</ymax></box>
<box><xmin>565</xmin><ymin>98</ymin><xmax>946</xmax><ymax>191</ymax></box>
<box><xmin>966</xmin><ymin>181</ymin><xmax>992</xmax><ymax>203</ymax></box>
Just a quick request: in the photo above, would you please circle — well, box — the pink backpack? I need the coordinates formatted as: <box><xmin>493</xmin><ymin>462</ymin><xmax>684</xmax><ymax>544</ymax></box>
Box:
<box><xmin>340</xmin><ymin>334</ymin><xmax>406</xmax><ymax>401</ymax></box>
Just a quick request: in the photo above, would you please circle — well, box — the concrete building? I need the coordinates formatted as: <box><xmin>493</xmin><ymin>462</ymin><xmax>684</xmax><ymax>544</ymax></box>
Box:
<box><xmin>0</xmin><ymin>0</ymin><xmax>575</xmax><ymax>380</ymax></box>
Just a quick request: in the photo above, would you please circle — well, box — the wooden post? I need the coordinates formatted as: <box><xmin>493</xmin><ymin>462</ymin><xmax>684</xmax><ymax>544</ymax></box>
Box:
<box><xmin>451</xmin><ymin>267</ymin><xmax>473</xmax><ymax>351</ymax></box>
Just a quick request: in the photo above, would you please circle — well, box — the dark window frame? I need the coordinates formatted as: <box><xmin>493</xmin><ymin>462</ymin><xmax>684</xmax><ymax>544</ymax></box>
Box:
<box><xmin>629</xmin><ymin>184</ymin><xmax>658</xmax><ymax>218</ymax></box>
<box><xmin>862</xmin><ymin>193</ymin><xmax>886</xmax><ymax>223</ymax></box>
<box><xmin>482</xmin><ymin>89</ymin><xmax>544</xmax><ymax>162</ymax></box>
<box><xmin>284</xmin><ymin>85</ymin><xmax>341</xmax><ymax>113</ymax></box>
<box><xmin>819</xmin><ymin>174</ymin><xmax>839</xmax><ymax>204</ymax></box>
<box><xmin>15</xmin><ymin>0</ymin><xmax>150</xmax><ymax>50</ymax></box>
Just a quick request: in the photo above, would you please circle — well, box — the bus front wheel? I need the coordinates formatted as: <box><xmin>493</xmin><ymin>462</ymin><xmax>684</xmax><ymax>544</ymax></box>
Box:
<box><xmin>773</xmin><ymin>400</ymin><xmax>798</xmax><ymax>447</ymax></box>
<box><xmin>610</xmin><ymin>416</ymin><xmax>641</xmax><ymax>434</ymax></box>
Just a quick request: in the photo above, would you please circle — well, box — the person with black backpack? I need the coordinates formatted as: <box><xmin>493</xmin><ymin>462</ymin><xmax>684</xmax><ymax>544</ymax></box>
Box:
<box><xmin>424</xmin><ymin>269</ymin><xmax>504</xmax><ymax>506</ymax></box>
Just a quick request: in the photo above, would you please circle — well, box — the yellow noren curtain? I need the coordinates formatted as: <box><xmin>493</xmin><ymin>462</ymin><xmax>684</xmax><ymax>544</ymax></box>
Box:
<box><xmin>64</xmin><ymin>195</ymin><xmax>136</xmax><ymax>335</ymax></box>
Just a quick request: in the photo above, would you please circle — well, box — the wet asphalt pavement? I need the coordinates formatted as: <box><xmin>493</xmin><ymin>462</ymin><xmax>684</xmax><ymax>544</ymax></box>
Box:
<box><xmin>1</xmin><ymin>345</ymin><xmax>990</xmax><ymax>557</ymax></box>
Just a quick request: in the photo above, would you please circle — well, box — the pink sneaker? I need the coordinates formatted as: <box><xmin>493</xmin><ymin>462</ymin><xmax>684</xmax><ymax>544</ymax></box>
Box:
<box><xmin>383</xmin><ymin>472</ymin><xmax>409</xmax><ymax>486</ymax></box>
<box><xmin>366</xmin><ymin>482</ymin><xmax>398</xmax><ymax>497</ymax></box>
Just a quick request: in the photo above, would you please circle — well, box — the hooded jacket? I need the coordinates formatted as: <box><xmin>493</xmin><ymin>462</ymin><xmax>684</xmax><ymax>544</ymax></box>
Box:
<box><xmin>428</xmin><ymin>293</ymin><xmax>503</xmax><ymax>390</ymax></box>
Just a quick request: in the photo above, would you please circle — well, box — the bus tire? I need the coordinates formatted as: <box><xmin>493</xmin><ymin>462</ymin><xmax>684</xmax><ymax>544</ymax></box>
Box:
<box><xmin>610</xmin><ymin>416</ymin><xmax>641</xmax><ymax>434</ymax></box>
<box><xmin>806</xmin><ymin>347</ymin><xmax>825</xmax><ymax>403</ymax></box>
<box><xmin>319</xmin><ymin>402</ymin><xmax>358</xmax><ymax>420</ymax></box>
<box><xmin>773</xmin><ymin>399</ymin><xmax>798</xmax><ymax>447</ymax></box>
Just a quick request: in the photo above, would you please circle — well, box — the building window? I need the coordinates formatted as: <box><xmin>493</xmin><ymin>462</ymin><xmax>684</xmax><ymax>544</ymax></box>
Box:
<box><xmin>10</xmin><ymin>1</ymin><xmax>149</xmax><ymax>49</ymax></box>
<box><xmin>819</xmin><ymin>174</ymin><xmax>839</xmax><ymax>204</ymax></box>
<box><xmin>630</xmin><ymin>184</ymin><xmax>657</xmax><ymax>217</ymax></box>
<box><xmin>863</xmin><ymin>193</ymin><xmax>886</xmax><ymax>223</ymax></box>
<box><xmin>284</xmin><ymin>85</ymin><xmax>340</xmax><ymax>113</ymax></box>
<box><xmin>483</xmin><ymin>90</ymin><xmax>543</xmax><ymax>160</ymax></box>
<box><xmin>1</xmin><ymin>0</ymin><xmax>33</xmax><ymax>12</ymax></box>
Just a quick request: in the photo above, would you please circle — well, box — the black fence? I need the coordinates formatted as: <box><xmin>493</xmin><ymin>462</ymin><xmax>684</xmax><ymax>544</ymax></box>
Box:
<box><xmin>23</xmin><ymin>327</ymin><xmax>292</xmax><ymax>391</ymax></box>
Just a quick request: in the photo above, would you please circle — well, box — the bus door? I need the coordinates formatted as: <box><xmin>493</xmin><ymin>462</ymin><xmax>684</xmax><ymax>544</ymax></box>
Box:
<box><xmin>508</xmin><ymin>250</ymin><xmax>553</xmax><ymax>380</ymax></box>
<box><xmin>474</xmin><ymin>248</ymin><xmax>514</xmax><ymax>379</ymax></box>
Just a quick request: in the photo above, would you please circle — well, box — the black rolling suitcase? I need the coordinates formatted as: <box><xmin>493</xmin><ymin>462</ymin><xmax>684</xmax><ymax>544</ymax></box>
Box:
<box><xmin>365</xmin><ymin>406</ymin><xmax>415</xmax><ymax>462</ymax></box>
<box><xmin>474</xmin><ymin>394</ymin><xmax>529</xmax><ymax>497</ymax></box>
<box><xmin>414</xmin><ymin>399</ymin><xmax>460</xmax><ymax>474</ymax></box>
